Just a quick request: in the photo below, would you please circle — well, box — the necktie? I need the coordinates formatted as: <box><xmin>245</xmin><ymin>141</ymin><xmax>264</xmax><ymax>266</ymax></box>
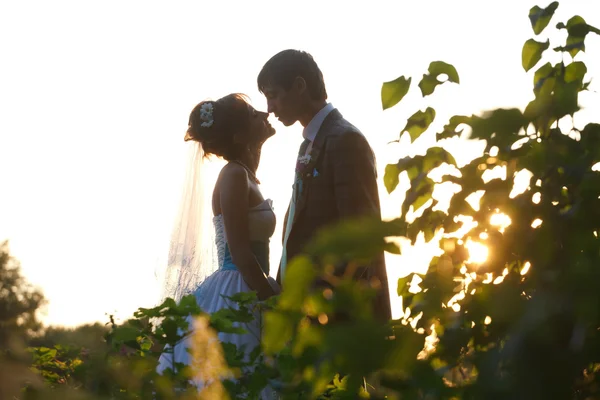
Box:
<box><xmin>280</xmin><ymin>138</ymin><xmax>311</xmax><ymax>279</ymax></box>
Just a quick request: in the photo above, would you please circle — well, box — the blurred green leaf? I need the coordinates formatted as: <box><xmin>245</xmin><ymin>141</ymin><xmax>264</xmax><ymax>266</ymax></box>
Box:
<box><xmin>262</xmin><ymin>311</ymin><xmax>295</xmax><ymax>354</ymax></box>
<box><xmin>222</xmin><ymin>291</ymin><xmax>258</xmax><ymax>305</ymax></box>
<box><xmin>279</xmin><ymin>256</ymin><xmax>317</xmax><ymax>311</ymax></box>
<box><xmin>553</xmin><ymin>80</ymin><xmax>580</xmax><ymax>117</ymax></box>
<box><xmin>522</xmin><ymin>38</ymin><xmax>549</xmax><ymax>71</ymax></box>
<box><xmin>581</xmin><ymin>123</ymin><xmax>600</xmax><ymax>149</ymax></box>
<box><xmin>384</xmin><ymin>163</ymin><xmax>401</xmax><ymax>193</ymax></box>
<box><xmin>397</xmin><ymin>273</ymin><xmax>415</xmax><ymax>297</ymax></box>
<box><xmin>422</xmin><ymin>146</ymin><xmax>457</xmax><ymax>171</ymax></box>
<box><xmin>381</xmin><ymin>76</ymin><xmax>411</xmax><ymax>110</ymax></box>
<box><xmin>403</xmin><ymin>173</ymin><xmax>435</xmax><ymax>215</ymax></box>
<box><xmin>469</xmin><ymin>108</ymin><xmax>527</xmax><ymax>148</ymax></box>
<box><xmin>112</xmin><ymin>326</ymin><xmax>140</xmax><ymax>344</ymax></box>
<box><xmin>533</xmin><ymin>62</ymin><xmax>553</xmax><ymax>93</ymax></box>
<box><xmin>306</xmin><ymin>217</ymin><xmax>405</xmax><ymax>263</ymax></box>
<box><xmin>528</xmin><ymin>1</ymin><xmax>559</xmax><ymax>35</ymax></box>
<box><xmin>413</xmin><ymin>191</ymin><xmax>433</xmax><ymax>212</ymax></box>
<box><xmin>437</xmin><ymin>115</ymin><xmax>471</xmax><ymax>141</ymax></box>
<box><xmin>210</xmin><ymin>308</ymin><xmax>248</xmax><ymax>334</ymax></box>
<box><xmin>402</xmin><ymin>107</ymin><xmax>436</xmax><ymax>142</ymax></box>
<box><xmin>564</xmin><ymin>61</ymin><xmax>587</xmax><ymax>83</ymax></box>
<box><xmin>556</xmin><ymin>16</ymin><xmax>600</xmax><ymax>57</ymax></box>
<box><xmin>429</xmin><ymin>61</ymin><xmax>460</xmax><ymax>83</ymax></box>
<box><xmin>418</xmin><ymin>61</ymin><xmax>460</xmax><ymax>96</ymax></box>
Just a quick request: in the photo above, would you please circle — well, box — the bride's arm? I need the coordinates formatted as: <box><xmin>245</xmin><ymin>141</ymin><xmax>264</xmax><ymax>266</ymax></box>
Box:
<box><xmin>219</xmin><ymin>163</ymin><xmax>275</xmax><ymax>300</ymax></box>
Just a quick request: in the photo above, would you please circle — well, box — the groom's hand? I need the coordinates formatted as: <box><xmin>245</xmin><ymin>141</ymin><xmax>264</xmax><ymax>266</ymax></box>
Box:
<box><xmin>268</xmin><ymin>277</ymin><xmax>281</xmax><ymax>295</ymax></box>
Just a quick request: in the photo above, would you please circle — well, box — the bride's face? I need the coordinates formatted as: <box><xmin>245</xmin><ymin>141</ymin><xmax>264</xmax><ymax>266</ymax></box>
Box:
<box><xmin>247</xmin><ymin>105</ymin><xmax>275</xmax><ymax>143</ymax></box>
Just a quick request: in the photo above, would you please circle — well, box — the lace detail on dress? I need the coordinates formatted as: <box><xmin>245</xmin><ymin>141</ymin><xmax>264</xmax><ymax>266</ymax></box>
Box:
<box><xmin>212</xmin><ymin>198</ymin><xmax>275</xmax><ymax>270</ymax></box>
<box><xmin>213</xmin><ymin>217</ymin><xmax>226</xmax><ymax>268</ymax></box>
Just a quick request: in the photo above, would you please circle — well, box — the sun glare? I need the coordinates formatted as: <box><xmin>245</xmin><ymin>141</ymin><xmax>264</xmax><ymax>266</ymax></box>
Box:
<box><xmin>465</xmin><ymin>239</ymin><xmax>489</xmax><ymax>264</ymax></box>
<box><xmin>490</xmin><ymin>212</ymin><xmax>512</xmax><ymax>232</ymax></box>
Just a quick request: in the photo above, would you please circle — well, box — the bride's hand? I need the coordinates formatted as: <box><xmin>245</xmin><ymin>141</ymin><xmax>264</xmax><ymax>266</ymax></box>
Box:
<box><xmin>256</xmin><ymin>277</ymin><xmax>280</xmax><ymax>300</ymax></box>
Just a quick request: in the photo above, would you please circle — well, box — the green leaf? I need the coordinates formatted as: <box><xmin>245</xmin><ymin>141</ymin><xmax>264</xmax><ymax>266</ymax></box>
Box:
<box><xmin>385</xmin><ymin>155</ymin><xmax>429</xmax><ymax>194</ymax></box>
<box><xmin>397</xmin><ymin>274</ymin><xmax>415</xmax><ymax>297</ymax></box>
<box><xmin>418</xmin><ymin>74</ymin><xmax>439</xmax><ymax>98</ymax></box>
<box><xmin>384</xmin><ymin>163</ymin><xmax>401</xmax><ymax>193</ymax></box>
<box><xmin>429</xmin><ymin>61</ymin><xmax>460</xmax><ymax>83</ymax></box>
<box><xmin>560</xmin><ymin>16</ymin><xmax>599</xmax><ymax>57</ymax></box>
<box><xmin>381</xmin><ymin>76</ymin><xmax>411</xmax><ymax>110</ymax></box>
<box><xmin>280</xmin><ymin>256</ymin><xmax>317</xmax><ymax>311</ymax></box>
<box><xmin>469</xmin><ymin>108</ymin><xmax>527</xmax><ymax>146</ymax></box>
<box><xmin>564</xmin><ymin>61</ymin><xmax>587</xmax><ymax>83</ymax></box>
<box><xmin>528</xmin><ymin>2</ymin><xmax>559</xmax><ymax>35</ymax></box>
<box><xmin>533</xmin><ymin>62</ymin><xmax>553</xmax><ymax>93</ymax></box>
<box><xmin>581</xmin><ymin>123</ymin><xmax>600</xmax><ymax>159</ymax></box>
<box><xmin>416</xmin><ymin>210</ymin><xmax>448</xmax><ymax>243</ymax></box>
<box><xmin>522</xmin><ymin>38</ymin><xmax>550</xmax><ymax>72</ymax></box>
<box><xmin>403</xmin><ymin>174</ymin><xmax>435</xmax><ymax>215</ymax></box>
<box><xmin>307</xmin><ymin>217</ymin><xmax>406</xmax><ymax>263</ymax></box>
<box><xmin>567</xmin><ymin>15</ymin><xmax>588</xmax><ymax>33</ymax></box>
<box><xmin>402</xmin><ymin>107</ymin><xmax>436</xmax><ymax>142</ymax></box>
<box><xmin>222</xmin><ymin>291</ymin><xmax>258</xmax><ymax>305</ymax></box>
<box><xmin>291</xmin><ymin>324</ymin><xmax>324</xmax><ymax>357</ymax></box>
<box><xmin>422</xmin><ymin>147</ymin><xmax>457</xmax><ymax>172</ymax></box>
<box><xmin>553</xmin><ymin>80</ymin><xmax>580</xmax><ymax>117</ymax></box>
<box><xmin>112</xmin><ymin>326</ymin><xmax>140</xmax><ymax>343</ymax></box>
<box><xmin>210</xmin><ymin>309</ymin><xmax>248</xmax><ymax>334</ymax></box>
<box><xmin>262</xmin><ymin>311</ymin><xmax>294</xmax><ymax>354</ymax></box>
<box><xmin>437</xmin><ymin>115</ymin><xmax>471</xmax><ymax>141</ymax></box>
<box><xmin>384</xmin><ymin>329</ymin><xmax>427</xmax><ymax>372</ymax></box>
<box><xmin>178</xmin><ymin>294</ymin><xmax>203</xmax><ymax>315</ymax></box>
<box><xmin>564</xmin><ymin>34</ymin><xmax>585</xmax><ymax>57</ymax></box>
<box><xmin>412</xmin><ymin>191</ymin><xmax>433</xmax><ymax>212</ymax></box>
<box><xmin>418</xmin><ymin>61</ymin><xmax>460</xmax><ymax>97</ymax></box>
<box><xmin>384</xmin><ymin>241</ymin><xmax>402</xmax><ymax>255</ymax></box>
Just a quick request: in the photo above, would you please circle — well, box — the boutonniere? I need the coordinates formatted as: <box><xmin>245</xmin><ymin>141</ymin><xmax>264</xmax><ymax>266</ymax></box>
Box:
<box><xmin>296</xmin><ymin>154</ymin><xmax>311</xmax><ymax>175</ymax></box>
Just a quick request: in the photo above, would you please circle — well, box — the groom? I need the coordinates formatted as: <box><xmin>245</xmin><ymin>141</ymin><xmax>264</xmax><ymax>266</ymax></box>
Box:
<box><xmin>257</xmin><ymin>49</ymin><xmax>391</xmax><ymax>321</ymax></box>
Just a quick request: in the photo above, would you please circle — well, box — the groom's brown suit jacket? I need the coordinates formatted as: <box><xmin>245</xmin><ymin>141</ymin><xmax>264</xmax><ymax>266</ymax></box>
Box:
<box><xmin>277</xmin><ymin>108</ymin><xmax>392</xmax><ymax>322</ymax></box>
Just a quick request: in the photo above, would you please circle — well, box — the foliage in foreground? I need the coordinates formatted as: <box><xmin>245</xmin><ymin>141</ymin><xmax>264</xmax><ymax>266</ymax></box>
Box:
<box><xmin>3</xmin><ymin>3</ymin><xmax>600</xmax><ymax>399</ymax></box>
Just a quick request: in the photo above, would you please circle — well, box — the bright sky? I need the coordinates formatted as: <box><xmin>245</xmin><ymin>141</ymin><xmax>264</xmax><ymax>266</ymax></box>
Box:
<box><xmin>1</xmin><ymin>1</ymin><xmax>598</xmax><ymax>327</ymax></box>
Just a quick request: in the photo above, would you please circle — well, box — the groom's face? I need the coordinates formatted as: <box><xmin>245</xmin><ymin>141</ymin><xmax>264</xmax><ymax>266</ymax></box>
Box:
<box><xmin>263</xmin><ymin>84</ymin><xmax>302</xmax><ymax>127</ymax></box>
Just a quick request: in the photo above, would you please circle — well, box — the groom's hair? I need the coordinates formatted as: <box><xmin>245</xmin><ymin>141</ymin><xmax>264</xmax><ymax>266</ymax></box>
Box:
<box><xmin>257</xmin><ymin>49</ymin><xmax>327</xmax><ymax>101</ymax></box>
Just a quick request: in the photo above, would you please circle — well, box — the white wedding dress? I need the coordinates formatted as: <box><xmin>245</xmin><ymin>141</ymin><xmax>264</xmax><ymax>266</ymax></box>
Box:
<box><xmin>157</xmin><ymin>198</ymin><xmax>278</xmax><ymax>399</ymax></box>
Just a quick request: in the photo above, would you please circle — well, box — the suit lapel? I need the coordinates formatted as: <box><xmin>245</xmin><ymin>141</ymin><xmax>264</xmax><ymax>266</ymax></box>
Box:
<box><xmin>291</xmin><ymin>109</ymin><xmax>342</xmax><ymax>226</ymax></box>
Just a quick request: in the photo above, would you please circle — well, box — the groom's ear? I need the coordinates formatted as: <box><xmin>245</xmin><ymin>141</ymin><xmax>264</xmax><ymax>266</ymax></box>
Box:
<box><xmin>293</xmin><ymin>76</ymin><xmax>307</xmax><ymax>96</ymax></box>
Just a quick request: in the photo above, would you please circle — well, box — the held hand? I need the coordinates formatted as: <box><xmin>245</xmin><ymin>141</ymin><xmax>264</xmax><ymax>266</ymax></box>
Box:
<box><xmin>256</xmin><ymin>276</ymin><xmax>281</xmax><ymax>300</ymax></box>
<box><xmin>267</xmin><ymin>276</ymin><xmax>281</xmax><ymax>295</ymax></box>
<box><xmin>257</xmin><ymin>285</ymin><xmax>277</xmax><ymax>301</ymax></box>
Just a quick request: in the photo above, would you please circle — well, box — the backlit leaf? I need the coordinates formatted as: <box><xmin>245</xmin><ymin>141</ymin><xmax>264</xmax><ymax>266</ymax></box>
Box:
<box><xmin>418</xmin><ymin>61</ymin><xmax>460</xmax><ymax>96</ymax></box>
<box><xmin>528</xmin><ymin>1</ymin><xmax>559</xmax><ymax>35</ymax></box>
<box><xmin>381</xmin><ymin>76</ymin><xmax>411</xmax><ymax>110</ymax></box>
<box><xmin>402</xmin><ymin>107</ymin><xmax>436</xmax><ymax>142</ymax></box>
<box><xmin>522</xmin><ymin>38</ymin><xmax>549</xmax><ymax>71</ymax></box>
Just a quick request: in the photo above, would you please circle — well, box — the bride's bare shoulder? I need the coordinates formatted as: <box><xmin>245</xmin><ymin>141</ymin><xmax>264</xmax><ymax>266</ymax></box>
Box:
<box><xmin>213</xmin><ymin>162</ymin><xmax>249</xmax><ymax>215</ymax></box>
<box><xmin>218</xmin><ymin>162</ymin><xmax>248</xmax><ymax>184</ymax></box>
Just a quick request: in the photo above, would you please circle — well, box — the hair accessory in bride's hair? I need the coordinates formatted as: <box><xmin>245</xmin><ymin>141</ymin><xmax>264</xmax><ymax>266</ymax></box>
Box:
<box><xmin>199</xmin><ymin>102</ymin><xmax>214</xmax><ymax>128</ymax></box>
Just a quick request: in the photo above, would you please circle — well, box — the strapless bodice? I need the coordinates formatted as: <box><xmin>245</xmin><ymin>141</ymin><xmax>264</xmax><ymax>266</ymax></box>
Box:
<box><xmin>213</xmin><ymin>199</ymin><xmax>275</xmax><ymax>274</ymax></box>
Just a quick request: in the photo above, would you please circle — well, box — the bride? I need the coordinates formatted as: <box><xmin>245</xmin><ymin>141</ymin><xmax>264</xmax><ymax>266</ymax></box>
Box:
<box><xmin>157</xmin><ymin>93</ymin><xmax>279</xmax><ymax>396</ymax></box>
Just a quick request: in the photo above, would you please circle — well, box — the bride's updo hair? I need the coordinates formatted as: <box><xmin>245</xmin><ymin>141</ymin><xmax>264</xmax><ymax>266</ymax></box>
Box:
<box><xmin>185</xmin><ymin>93</ymin><xmax>252</xmax><ymax>160</ymax></box>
